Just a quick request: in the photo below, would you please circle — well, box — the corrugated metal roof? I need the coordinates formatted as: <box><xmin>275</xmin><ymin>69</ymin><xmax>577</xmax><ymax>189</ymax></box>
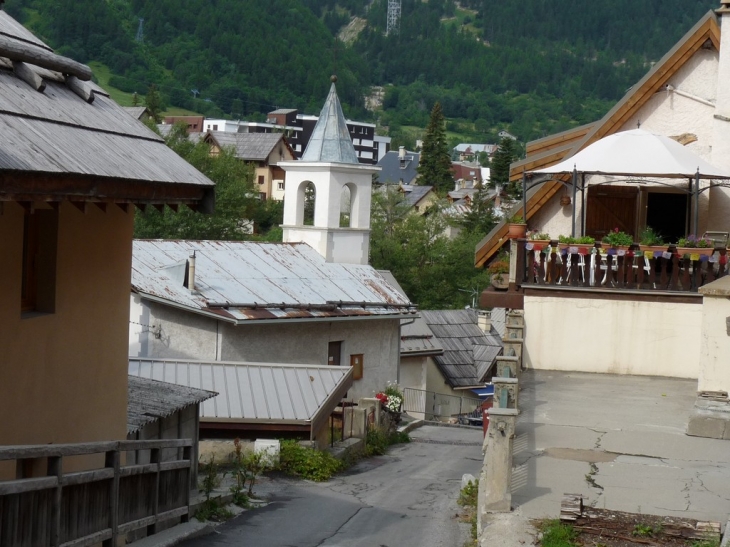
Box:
<box><xmin>128</xmin><ymin>358</ymin><xmax>353</xmax><ymax>426</ymax></box>
<box><xmin>377</xmin><ymin>271</ymin><xmax>443</xmax><ymax>356</ymax></box>
<box><xmin>206</xmin><ymin>131</ymin><xmax>284</xmax><ymax>162</ymax></box>
<box><xmin>301</xmin><ymin>83</ymin><xmax>359</xmax><ymax>164</ymax></box>
<box><xmin>127</xmin><ymin>375</ymin><xmax>217</xmax><ymax>434</ymax></box>
<box><xmin>133</xmin><ymin>240</ymin><xmax>415</xmax><ymax>323</ymax></box>
<box><xmin>421</xmin><ymin>310</ymin><xmax>503</xmax><ymax>388</ymax></box>
<box><xmin>0</xmin><ymin>12</ymin><xmax>213</xmax><ymax>190</ymax></box>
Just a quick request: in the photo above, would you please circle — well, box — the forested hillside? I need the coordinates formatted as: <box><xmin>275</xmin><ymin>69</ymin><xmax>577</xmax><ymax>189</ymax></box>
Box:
<box><xmin>3</xmin><ymin>0</ymin><xmax>716</xmax><ymax>144</ymax></box>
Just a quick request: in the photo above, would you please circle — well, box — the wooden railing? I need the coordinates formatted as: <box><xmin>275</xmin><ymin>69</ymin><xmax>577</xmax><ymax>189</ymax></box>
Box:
<box><xmin>0</xmin><ymin>439</ymin><xmax>193</xmax><ymax>547</ymax></box>
<box><xmin>516</xmin><ymin>239</ymin><xmax>729</xmax><ymax>293</ymax></box>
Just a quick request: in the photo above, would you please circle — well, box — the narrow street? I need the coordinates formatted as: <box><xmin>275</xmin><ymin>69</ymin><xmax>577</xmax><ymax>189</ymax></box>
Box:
<box><xmin>182</xmin><ymin>425</ymin><xmax>483</xmax><ymax>547</ymax></box>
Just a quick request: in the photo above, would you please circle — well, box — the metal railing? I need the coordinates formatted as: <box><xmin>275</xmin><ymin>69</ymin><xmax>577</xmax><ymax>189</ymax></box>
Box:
<box><xmin>0</xmin><ymin>439</ymin><xmax>193</xmax><ymax>547</ymax></box>
<box><xmin>403</xmin><ymin>388</ymin><xmax>482</xmax><ymax>421</ymax></box>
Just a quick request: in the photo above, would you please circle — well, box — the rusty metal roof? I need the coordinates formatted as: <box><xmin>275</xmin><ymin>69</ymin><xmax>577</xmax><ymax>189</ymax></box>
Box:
<box><xmin>132</xmin><ymin>240</ymin><xmax>415</xmax><ymax>323</ymax></box>
<box><xmin>127</xmin><ymin>375</ymin><xmax>216</xmax><ymax>434</ymax></box>
<box><xmin>0</xmin><ymin>12</ymin><xmax>213</xmax><ymax>190</ymax></box>
<box><xmin>301</xmin><ymin>83</ymin><xmax>359</xmax><ymax>164</ymax></box>
<box><xmin>128</xmin><ymin>358</ymin><xmax>352</xmax><ymax>428</ymax></box>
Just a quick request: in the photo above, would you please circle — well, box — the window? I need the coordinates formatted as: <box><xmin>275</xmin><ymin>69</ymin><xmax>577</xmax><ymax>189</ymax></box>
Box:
<box><xmin>350</xmin><ymin>354</ymin><xmax>363</xmax><ymax>380</ymax></box>
<box><xmin>259</xmin><ymin>192</ymin><xmax>267</xmax><ymax>201</ymax></box>
<box><xmin>328</xmin><ymin>341</ymin><xmax>343</xmax><ymax>366</ymax></box>
<box><xmin>213</xmin><ymin>124</ymin><xmax>218</xmax><ymax>130</ymax></box>
<box><xmin>21</xmin><ymin>210</ymin><xmax>58</xmax><ymax>314</ymax></box>
<box><xmin>258</xmin><ymin>175</ymin><xmax>265</xmax><ymax>185</ymax></box>
<box><xmin>277</xmin><ymin>181</ymin><xmax>285</xmax><ymax>190</ymax></box>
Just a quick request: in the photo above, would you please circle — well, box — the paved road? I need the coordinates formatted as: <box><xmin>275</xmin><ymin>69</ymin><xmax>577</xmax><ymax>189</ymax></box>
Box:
<box><xmin>182</xmin><ymin>425</ymin><xmax>483</xmax><ymax>547</ymax></box>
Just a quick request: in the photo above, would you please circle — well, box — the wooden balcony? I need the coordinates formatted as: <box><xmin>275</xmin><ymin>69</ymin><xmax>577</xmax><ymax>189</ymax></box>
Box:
<box><xmin>0</xmin><ymin>439</ymin><xmax>193</xmax><ymax>547</ymax></box>
<box><xmin>513</xmin><ymin>239</ymin><xmax>729</xmax><ymax>295</ymax></box>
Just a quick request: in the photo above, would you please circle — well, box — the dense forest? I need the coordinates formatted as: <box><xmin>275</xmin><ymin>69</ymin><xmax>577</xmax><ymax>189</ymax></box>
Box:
<box><xmin>2</xmin><ymin>0</ymin><xmax>716</xmax><ymax>145</ymax></box>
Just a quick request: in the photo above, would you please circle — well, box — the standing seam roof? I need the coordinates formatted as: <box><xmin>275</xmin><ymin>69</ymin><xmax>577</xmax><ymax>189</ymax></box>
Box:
<box><xmin>301</xmin><ymin>83</ymin><xmax>359</xmax><ymax>164</ymax></box>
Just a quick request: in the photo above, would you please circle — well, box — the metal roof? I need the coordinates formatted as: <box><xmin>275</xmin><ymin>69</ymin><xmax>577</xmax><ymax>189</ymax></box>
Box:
<box><xmin>301</xmin><ymin>83</ymin><xmax>359</xmax><ymax>164</ymax></box>
<box><xmin>123</xmin><ymin>106</ymin><xmax>148</xmax><ymax>120</ymax></box>
<box><xmin>377</xmin><ymin>271</ymin><xmax>443</xmax><ymax>357</ymax></box>
<box><xmin>206</xmin><ymin>131</ymin><xmax>286</xmax><ymax>162</ymax></box>
<box><xmin>132</xmin><ymin>240</ymin><xmax>415</xmax><ymax>323</ymax></box>
<box><xmin>0</xmin><ymin>12</ymin><xmax>213</xmax><ymax>190</ymax></box>
<box><xmin>127</xmin><ymin>375</ymin><xmax>216</xmax><ymax>434</ymax></box>
<box><xmin>399</xmin><ymin>184</ymin><xmax>434</xmax><ymax>207</ymax></box>
<box><xmin>128</xmin><ymin>358</ymin><xmax>353</xmax><ymax>435</ymax></box>
<box><xmin>377</xmin><ymin>150</ymin><xmax>420</xmax><ymax>185</ymax></box>
<box><xmin>421</xmin><ymin>310</ymin><xmax>502</xmax><ymax>388</ymax></box>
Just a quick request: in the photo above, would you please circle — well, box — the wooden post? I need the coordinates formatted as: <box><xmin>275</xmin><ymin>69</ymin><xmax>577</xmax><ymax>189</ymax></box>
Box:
<box><xmin>182</xmin><ymin>445</ymin><xmax>192</xmax><ymax>524</ymax></box>
<box><xmin>47</xmin><ymin>456</ymin><xmax>62</xmax><ymax>547</ymax></box>
<box><xmin>147</xmin><ymin>448</ymin><xmax>161</xmax><ymax>535</ymax></box>
<box><xmin>103</xmin><ymin>450</ymin><xmax>120</xmax><ymax>547</ymax></box>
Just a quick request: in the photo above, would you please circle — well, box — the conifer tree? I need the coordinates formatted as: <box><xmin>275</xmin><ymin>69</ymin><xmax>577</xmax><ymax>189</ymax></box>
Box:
<box><xmin>490</xmin><ymin>137</ymin><xmax>518</xmax><ymax>187</ymax></box>
<box><xmin>417</xmin><ymin>102</ymin><xmax>453</xmax><ymax>193</ymax></box>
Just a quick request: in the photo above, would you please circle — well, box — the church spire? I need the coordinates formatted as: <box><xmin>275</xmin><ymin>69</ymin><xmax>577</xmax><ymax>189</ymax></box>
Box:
<box><xmin>301</xmin><ymin>76</ymin><xmax>359</xmax><ymax>164</ymax></box>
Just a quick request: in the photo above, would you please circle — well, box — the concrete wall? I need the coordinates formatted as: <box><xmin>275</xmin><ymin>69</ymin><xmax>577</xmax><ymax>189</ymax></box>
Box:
<box><xmin>698</xmin><ymin>277</ymin><xmax>730</xmax><ymax>393</ymax></box>
<box><xmin>0</xmin><ymin>202</ymin><xmax>133</xmax><ymax>476</ymax></box>
<box><xmin>524</xmin><ymin>293</ymin><xmax>702</xmax><ymax>378</ymax></box>
<box><xmin>131</xmin><ymin>300</ymin><xmax>400</xmax><ymax>402</ymax></box>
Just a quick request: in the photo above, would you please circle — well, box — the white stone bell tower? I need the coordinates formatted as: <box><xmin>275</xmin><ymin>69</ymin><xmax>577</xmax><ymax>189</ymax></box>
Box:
<box><xmin>280</xmin><ymin>77</ymin><xmax>380</xmax><ymax>265</ymax></box>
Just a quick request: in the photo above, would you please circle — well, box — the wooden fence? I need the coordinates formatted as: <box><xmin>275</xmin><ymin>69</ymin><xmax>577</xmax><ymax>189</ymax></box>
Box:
<box><xmin>0</xmin><ymin>439</ymin><xmax>193</xmax><ymax>547</ymax></box>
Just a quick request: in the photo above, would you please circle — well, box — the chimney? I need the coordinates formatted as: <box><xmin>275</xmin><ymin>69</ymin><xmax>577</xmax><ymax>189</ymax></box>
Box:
<box><xmin>399</xmin><ymin>146</ymin><xmax>406</xmax><ymax>168</ymax></box>
<box><xmin>188</xmin><ymin>251</ymin><xmax>196</xmax><ymax>293</ymax></box>
<box><xmin>477</xmin><ymin>311</ymin><xmax>492</xmax><ymax>333</ymax></box>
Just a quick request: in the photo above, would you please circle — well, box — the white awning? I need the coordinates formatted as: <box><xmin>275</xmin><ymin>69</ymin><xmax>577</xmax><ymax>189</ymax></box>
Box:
<box><xmin>534</xmin><ymin>129</ymin><xmax>730</xmax><ymax>179</ymax></box>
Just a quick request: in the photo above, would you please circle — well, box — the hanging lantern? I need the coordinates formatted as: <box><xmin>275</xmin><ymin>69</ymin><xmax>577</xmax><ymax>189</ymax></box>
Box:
<box><xmin>560</xmin><ymin>194</ymin><xmax>572</xmax><ymax>207</ymax></box>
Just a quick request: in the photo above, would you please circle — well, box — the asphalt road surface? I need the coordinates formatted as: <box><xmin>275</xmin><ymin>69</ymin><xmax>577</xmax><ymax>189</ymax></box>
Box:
<box><xmin>182</xmin><ymin>425</ymin><xmax>483</xmax><ymax>547</ymax></box>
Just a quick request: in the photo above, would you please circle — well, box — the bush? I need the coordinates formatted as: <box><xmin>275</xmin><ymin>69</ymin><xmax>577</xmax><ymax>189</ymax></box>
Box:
<box><xmin>364</xmin><ymin>427</ymin><xmax>410</xmax><ymax>456</ymax></box>
<box><xmin>458</xmin><ymin>479</ymin><xmax>478</xmax><ymax>507</ymax></box>
<box><xmin>539</xmin><ymin>519</ymin><xmax>579</xmax><ymax>547</ymax></box>
<box><xmin>278</xmin><ymin>440</ymin><xmax>342</xmax><ymax>482</ymax></box>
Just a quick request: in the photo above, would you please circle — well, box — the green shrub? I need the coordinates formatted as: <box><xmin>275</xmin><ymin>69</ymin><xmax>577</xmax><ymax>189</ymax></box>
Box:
<box><xmin>639</xmin><ymin>226</ymin><xmax>664</xmax><ymax>246</ymax></box>
<box><xmin>602</xmin><ymin>229</ymin><xmax>633</xmax><ymax>246</ymax></box>
<box><xmin>278</xmin><ymin>440</ymin><xmax>342</xmax><ymax>481</ymax></box>
<box><xmin>364</xmin><ymin>427</ymin><xmax>410</xmax><ymax>456</ymax></box>
<box><xmin>458</xmin><ymin>479</ymin><xmax>478</xmax><ymax>507</ymax></box>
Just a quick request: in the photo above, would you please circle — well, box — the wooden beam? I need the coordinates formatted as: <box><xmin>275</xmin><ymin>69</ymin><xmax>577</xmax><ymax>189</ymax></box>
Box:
<box><xmin>47</xmin><ymin>456</ymin><xmax>62</xmax><ymax>547</ymax></box>
<box><xmin>93</xmin><ymin>202</ymin><xmax>107</xmax><ymax>212</ymax></box>
<box><xmin>65</xmin><ymin>75</ymin><xmax>95</xmax><ymax>104</ymax></box>
<box><xmin>17</xmin><ymin>201</ymin><xmax>34</xmax><ymax>213</ymax></box>
<box><xmin>0</xmin><ymin>476</ymin><xmax>58</xmax><ymax>495</ymax></box>
<box><xmin>70</xmin><ymin>201</ymin><xmax>86</xmax><ymax>213</ymax></box>
<box><xmin>12</xmin><ymin>61</ymin><xmax>45</xmax><ymax>92</ymax></box>
<box><xmin>116</xmin><ymin>202</ymin><xmax>130</xmax><ymax>213</ymax></box>
<box><xmin>0</xmin><ymin>34</ymin><xmax>93</xmax><ymax>80</ymax></box>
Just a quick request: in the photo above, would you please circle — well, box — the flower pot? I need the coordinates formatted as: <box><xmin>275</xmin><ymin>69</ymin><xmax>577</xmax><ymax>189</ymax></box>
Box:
<box><xmin>675</xmin><ymin>247</ymin><xmax>714</xmax><ymax>259</ymax></box>
<box><xmin>507</xmin><ymin>223</ymin><xmax>527</xmax><ymax>239</ymax></box>
<box><xmin>491</xmin><ymin>273</ymin><xmax>509</xmax><ymax>290</ymax></box>
<box><xmin>526</xmin><ymin>239</ymin><xmax>550</xmax><ymax>252</ymax></box>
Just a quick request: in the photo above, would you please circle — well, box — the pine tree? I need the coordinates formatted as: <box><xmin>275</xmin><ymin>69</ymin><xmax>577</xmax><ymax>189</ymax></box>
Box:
<box><xmin>490</xmin><ymin>137</ymin><xmax>518</xmax><ymax>188</ymax></box>
<box><xmin>145</xmin><ymin>84</ymin><xmax>163</xmax><ymax>123</ymax></box>
<box><xmin>417</xmin><ymin>102</ymin><xmax>453</xmax><ymax>194</ymax></box>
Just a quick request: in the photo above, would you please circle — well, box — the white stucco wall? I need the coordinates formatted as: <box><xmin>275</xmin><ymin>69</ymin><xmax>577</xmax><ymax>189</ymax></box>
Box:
<box><xmin>130</xmin><ymin>299</ymin><xmax>400</xmax><ymax>402</ymax></box>
<box><xmin>698</xmin><ymin>277</ymin><xmax>730</xmax><ymax>393</ymax></box>
<box><xmin>523</xmin><ymin>293</ymin><xmax>702</xmax><ymax>378</ymax></box>
<box><xmin>282</xmin><ymin>226</ymin><xmax>370</xmax><ymax>265</ymax></box>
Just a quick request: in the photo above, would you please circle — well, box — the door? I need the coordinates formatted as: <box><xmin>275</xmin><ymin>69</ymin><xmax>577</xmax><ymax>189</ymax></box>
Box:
<box><xmin>328</xmin><ymin>341</ymin><xmax>342</xmax><ymax>366</ymax></box>
<box><xmin>646</xmin><ymin>191</ymin><xmax>688</xmax><ymax>243</ymax></box>
<box><xmin>586</xmin><ymin>186</ymin><xmax>638</xmax><ymax>241</ymax></box>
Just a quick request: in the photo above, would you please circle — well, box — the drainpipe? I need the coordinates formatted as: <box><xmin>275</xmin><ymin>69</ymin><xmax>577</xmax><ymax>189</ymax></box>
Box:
<box><xmin>188</xmin><ymin>251</ymin><xmax>196</xmax><ymax>293</ymax></box>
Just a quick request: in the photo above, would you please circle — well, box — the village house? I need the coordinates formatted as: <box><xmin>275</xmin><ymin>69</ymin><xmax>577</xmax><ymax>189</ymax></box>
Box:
<box><xmin>376</xmin><ymin>146</ymin><xmax>420</xmax><ymax>185</ymax></box>
<box><xmin>454</xmin><ymin>143</ymin><xmax>497</xmax><ymax>162</ymax></box>
<box><xmin>0</xmin><ymin>9</ymin><xmax>217</xmax><ymax>542</ymax></box>
<box><xmin>203</xmin><ymin>130</ymin><xmax>295</xmax><ymax>201</ymax></box>
<box><xmin>477</xmin><ymin>1</ymin><xmax>730</xmax><ymax>438</ymax></box>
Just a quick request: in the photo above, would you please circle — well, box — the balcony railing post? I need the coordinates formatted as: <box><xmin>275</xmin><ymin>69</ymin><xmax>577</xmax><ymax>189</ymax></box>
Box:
<box><xmin>47</xmin><ymin>456</ymin><xmax>62</xmax><ymax>547</ymax></box>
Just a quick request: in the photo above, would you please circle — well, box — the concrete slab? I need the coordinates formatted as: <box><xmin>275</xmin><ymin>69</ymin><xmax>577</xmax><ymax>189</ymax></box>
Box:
<box><xmin>127</xmin><ymin>522</ymin><xmax>212</xmax><ymax>547</ymax></box>
<box><xmin>511</xmin><ymin>371</ymin><xmax>730</xmax><ymax>521</ymax></box>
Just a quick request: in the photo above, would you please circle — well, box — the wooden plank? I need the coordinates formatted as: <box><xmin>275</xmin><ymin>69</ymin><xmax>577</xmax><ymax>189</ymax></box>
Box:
<box><xmin>47</xmin><ymin>456</ymin><xmax>62</xmax><ymax>547</ymax></box>
<box><xmin>0</xmin><ymin>476</ymin><xmax>57</xmax><ymax>495</ymax></box>
<box><xmin>147</xmin><ymin>448</ymin><xmax>161</xmax><ymax>535</ymax></box>
<box><xmin>121</xmin><ymin>439</ymin><xmax>192</xmax><ymax>451</ymax></box>
<box><xmin>0</xmin><ymin>442</ymin><xmax>118</xmax><ymax>461</ymax></box>
<box><xmin>59</xmin><ymin>528</ymin><xmax>112</xmax><ymax>547</ymax></box>
<box><xmin>119</xmin><ymin>464</ymin><xmax>158</xmax><ymax>477</ymax></box>
<box><xmin>159</xmin><ymin>461</ymin><xmax>190</xmax><ymax>472</ymax></box>
<box><xmin>61</xmin><ymin>468</ymin><xmax>115</xmax><ymax>487</ymax></box>
<box><xmin>102</xmin><ymin>450</ymin><xmax>120</xmax><ymax>547</ymax></box>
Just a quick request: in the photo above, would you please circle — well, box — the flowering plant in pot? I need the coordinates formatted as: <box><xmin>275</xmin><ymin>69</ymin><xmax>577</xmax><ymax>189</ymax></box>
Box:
<box><xmin>638</xmin><ymin>226</ymin><xmax>667</xmax><ymax>257</ymax></box>
<box><xmin>601</xmin><ymin>228</ymin><xmax>634</xmax><ymax>252</ymax></box>
<box><xmin>487</xmin><ymin>258</ymin><xmax>510</xmax><ymax>290</ymax></box>
<box><xmin>558</xmin><ymin>235</ymin><xmax>595</xmax><ymax>255</ymax></box>
<box><xmin>675</xmin><ymin>235</ymin><xmax>714</xmax><ymax>258</ymax></box>
<box><xmin>526</xmin><ymin>231</ymin><xmax>551</xmax><ymax>252</ymax></box>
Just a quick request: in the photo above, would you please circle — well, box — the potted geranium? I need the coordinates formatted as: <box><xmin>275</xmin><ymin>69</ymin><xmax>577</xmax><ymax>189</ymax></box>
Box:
<box><xmin>675</xmin><ymin>235</ymin><xmax>714</xmax><ymax>259</ymax></box>
<box><xmin>376</xmin><ymin>384</ymin><xmax>403</xmax><ymax>425</ymax></box>
<box><xmin>639</xmin><ymin>226</ymin><xmax>667</xmax><ymax>258</ymax></box>
<box><xmin>601</xmin><ymin>228</ymin><xmax>634</xmax><ymax>255</ymax></box>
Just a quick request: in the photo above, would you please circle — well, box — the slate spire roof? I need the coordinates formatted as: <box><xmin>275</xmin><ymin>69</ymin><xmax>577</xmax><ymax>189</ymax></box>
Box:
<box><xmin>301</xmin><ymin>81</ymin><xmax>359</xmax><ymax>164</ymax></box>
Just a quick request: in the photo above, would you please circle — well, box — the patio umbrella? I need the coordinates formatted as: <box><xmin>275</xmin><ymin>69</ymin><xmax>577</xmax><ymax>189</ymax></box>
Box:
<box><xmin>534</xmin><ymin>128</ymin><xmax>730</xmax><ymax>179</ymax></box>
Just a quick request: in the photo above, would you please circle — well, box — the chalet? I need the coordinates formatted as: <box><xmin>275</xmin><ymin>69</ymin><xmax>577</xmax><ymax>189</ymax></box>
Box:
<box><xmin>203</xmin><ymin>131</ymin><xmax>295</xmax><ymax>201</ymax></box>
<box><xmin>377</xmin><ymin>147</ymin><xmax>420</xmax><ymax>185</ymax></box>
<box><xmin>0</xmin><ymin>10</ymin><xmax>215</xmax><ymax>542</ymax></box>
<box><xmin>454</xmin><ymin>143</ymin><xmax>497</xmax><ymax>162</ymax></box>
<box><xmin>477</xmin><ymin>2</ymin><xmax>730</xmax><ymax>438</ymax></box>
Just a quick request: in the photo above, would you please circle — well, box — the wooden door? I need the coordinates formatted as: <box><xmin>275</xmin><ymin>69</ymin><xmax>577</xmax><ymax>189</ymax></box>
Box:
<box><xmin>586</xmin><ymin>186</ymin><xmax>638</xmax><ymax>241</ymax></box>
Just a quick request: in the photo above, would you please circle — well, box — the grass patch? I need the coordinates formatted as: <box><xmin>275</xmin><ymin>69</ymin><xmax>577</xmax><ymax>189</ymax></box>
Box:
<box><xmin>458</xmin><ymin>480</ymin><xmax>478</xmax><ymax>547</ymax></box>
<box><xmin>692</xmin><ymin>539</ymin><xmax>720</xmax><ymax>547</ymax></box>
<box><xmin>88</xmin><ymin>61</ymin><xmax>136</xmax><ymax>106</ymax></box>
<box><xmin>539</xmin><ymin>519</ymin><xmax>579</xmax><ymax>547</ymax></box>
<box><xmin>364</xmin><ymin>427</ymin><xmax>410</xmax><ymax>457</ymax></box>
